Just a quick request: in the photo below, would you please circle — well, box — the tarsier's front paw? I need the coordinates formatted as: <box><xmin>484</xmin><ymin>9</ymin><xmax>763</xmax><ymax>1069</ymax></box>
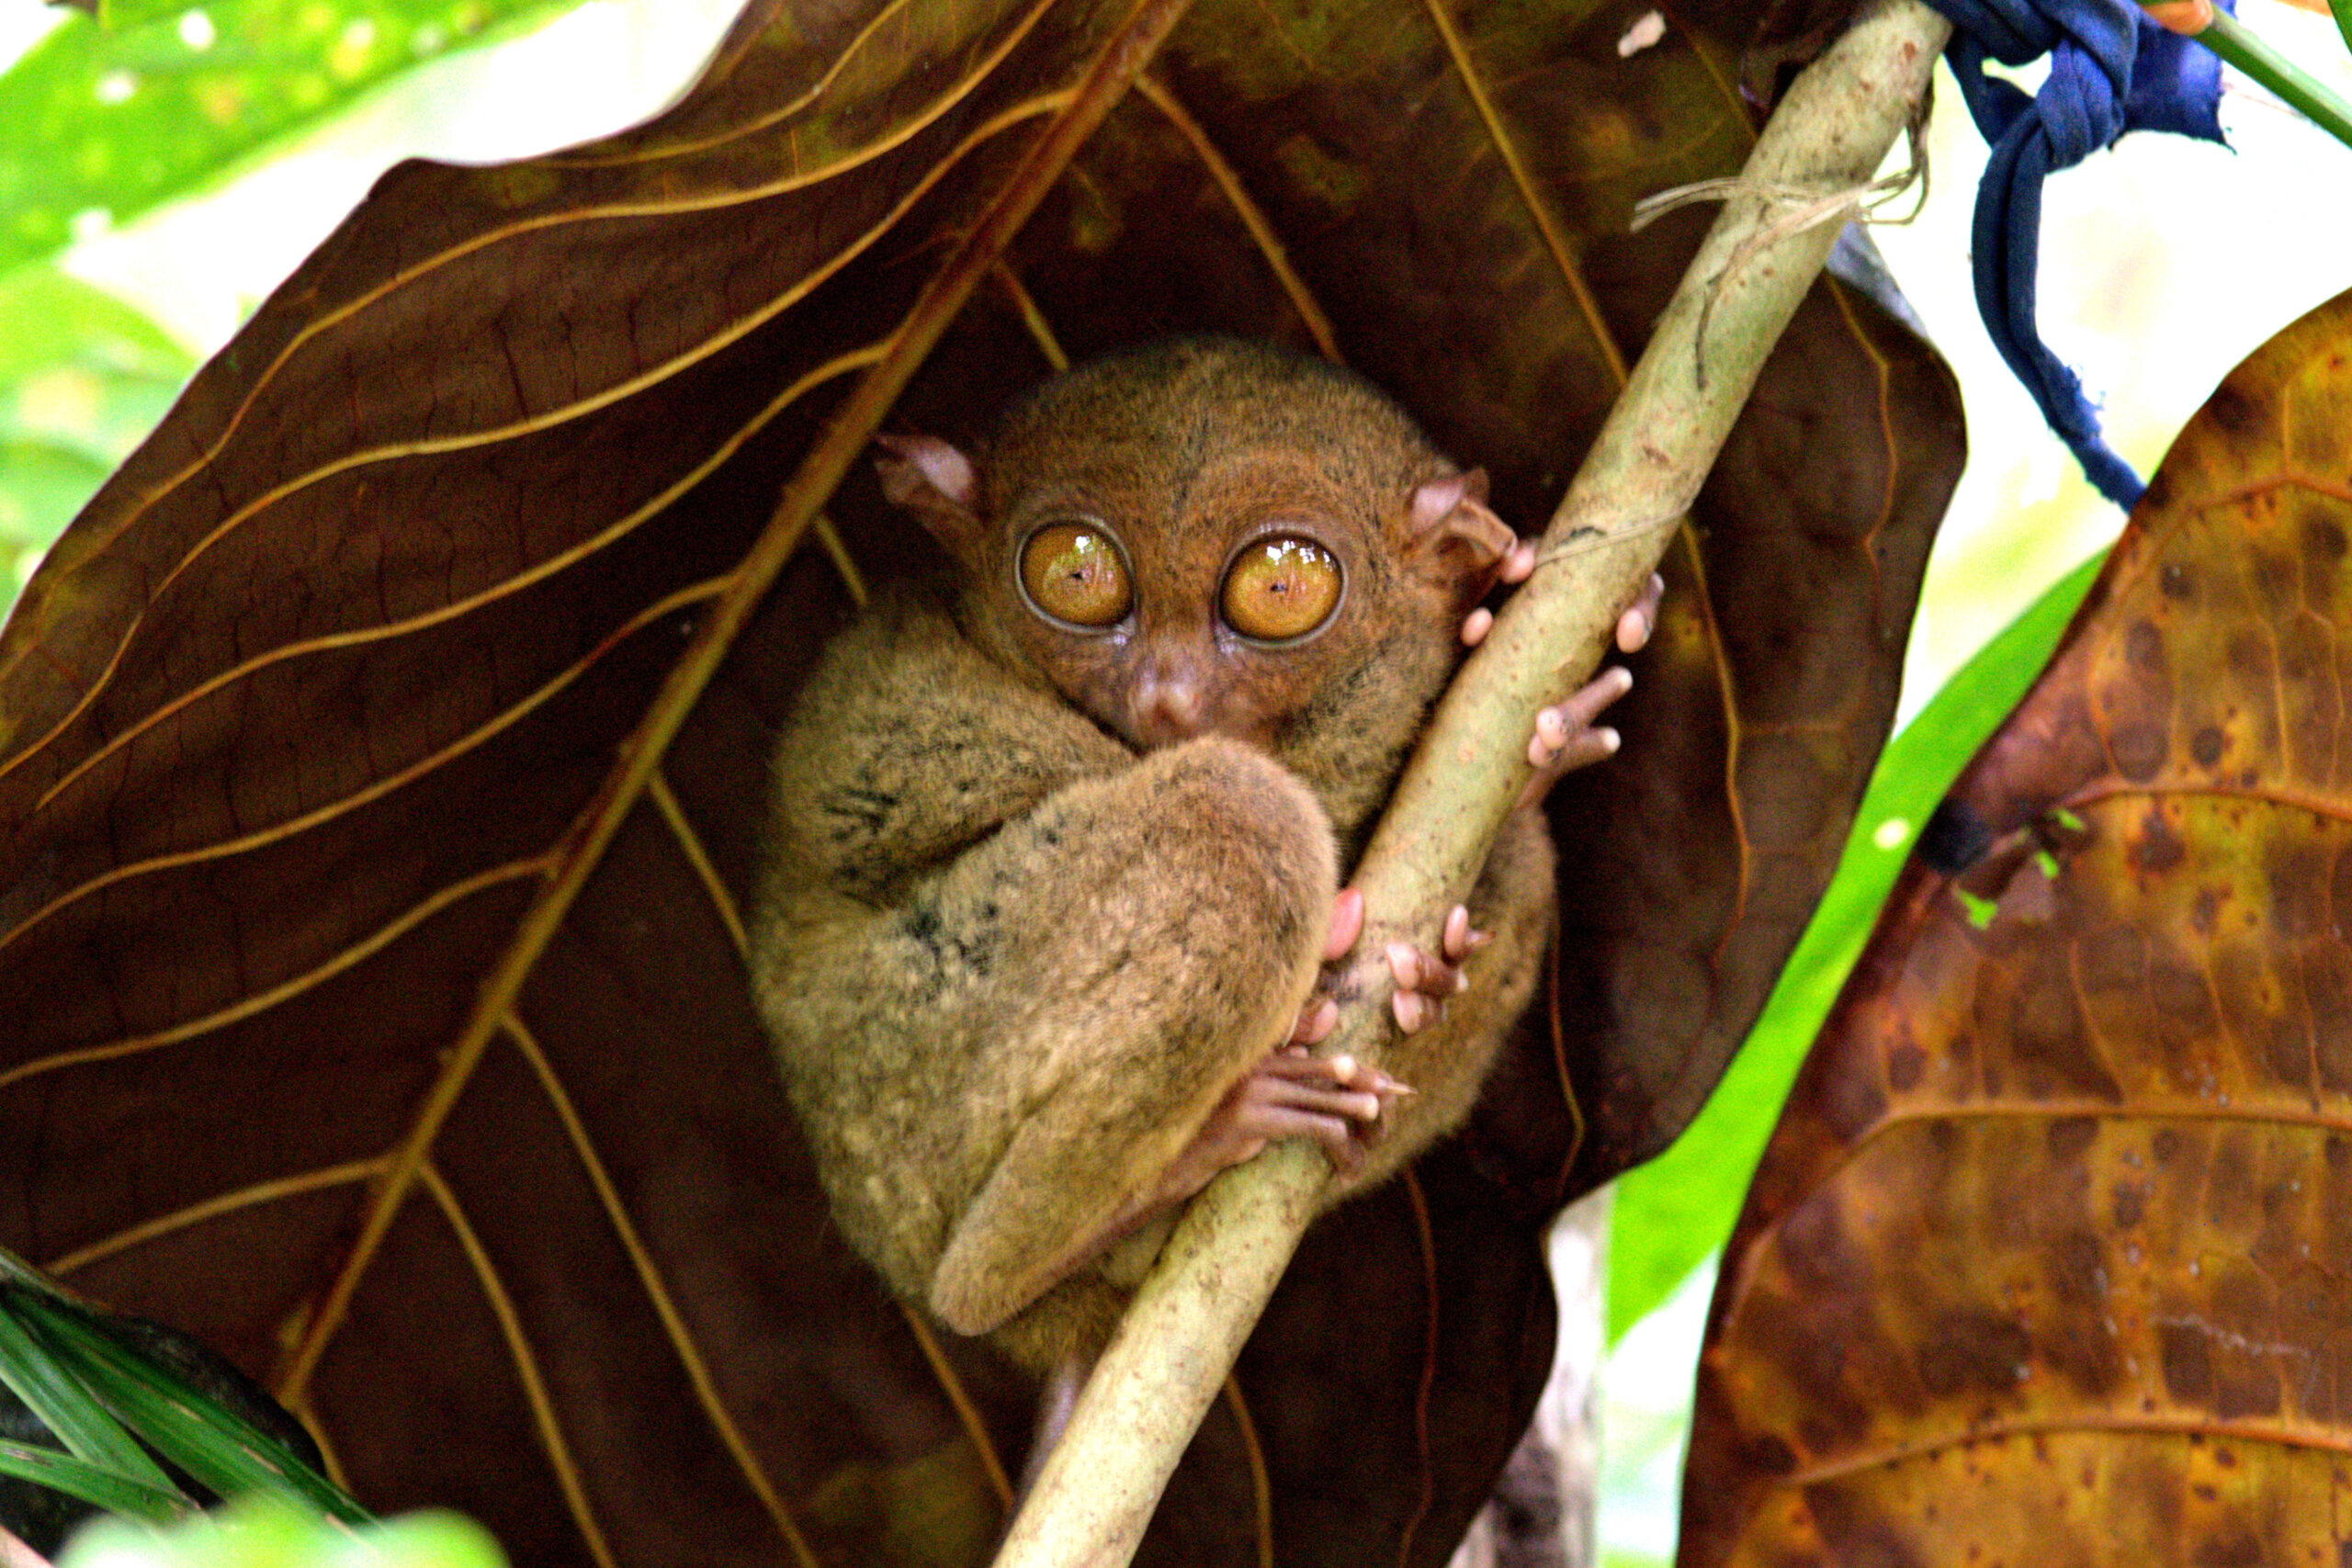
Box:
<box><xmin>1385</xmin><ymin>903</ymin><xmax>1487</xmax><ymax>1033</ymax></box>
<box><xmin>1521</xmin><ymin>570</ymin><xmax>1664</xmax><ymax>807</ymax></box>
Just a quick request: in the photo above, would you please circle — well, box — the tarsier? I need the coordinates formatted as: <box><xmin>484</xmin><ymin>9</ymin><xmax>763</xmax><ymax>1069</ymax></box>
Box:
<box><xmin>752</xmin><ymin>338</ymin><xmax>1654</xmax><ymax>1372</ymax></box>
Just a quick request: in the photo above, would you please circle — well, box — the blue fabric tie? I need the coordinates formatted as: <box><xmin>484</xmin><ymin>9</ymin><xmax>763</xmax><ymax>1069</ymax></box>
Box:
<box><xmin>1924</xmin><ymin>0</ymin><xmax>2232</xmax><ymax>508</ymax></box>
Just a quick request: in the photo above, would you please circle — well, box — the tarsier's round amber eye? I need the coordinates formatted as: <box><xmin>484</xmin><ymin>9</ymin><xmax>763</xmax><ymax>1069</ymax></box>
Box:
<box><xmin>1019</xmin><ymin>523</ymin><xmax>1132</xmax><ymax>627</ymax></box>
<box><xmin>1221</xmin><ymin>535</ymin><xmax>1341</xmax><ymax>642</ymax></box>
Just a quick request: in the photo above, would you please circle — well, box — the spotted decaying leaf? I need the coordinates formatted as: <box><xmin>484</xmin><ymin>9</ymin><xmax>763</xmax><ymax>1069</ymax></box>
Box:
<box><xmin>0</xmin><ymin>0</ymin><xmax>1962</xmax><ymax>1562</ymax></box>
<box><xmin>1681</xmin><ymin>288</ymin><xmax>2352</xmax><ymax>1567</ymax></box>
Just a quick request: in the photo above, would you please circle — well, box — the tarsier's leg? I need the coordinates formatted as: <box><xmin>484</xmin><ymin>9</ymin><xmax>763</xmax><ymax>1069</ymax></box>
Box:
<box><xmin>1148</xmin><ymin>889</ymin><xmax>1408</xmax><ymax>1199</ymax></box>
<box><xmin>925</xmin><ymin>737</ymin><xmax>1339</xmax><ymax>1336</ymax></box>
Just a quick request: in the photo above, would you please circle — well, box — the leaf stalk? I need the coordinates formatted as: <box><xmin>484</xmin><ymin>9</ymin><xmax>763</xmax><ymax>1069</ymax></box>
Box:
<box><xmin>2199</xmin><ymin>5</ymin><xmax>2352</xmax><ymax>151</ymax></box>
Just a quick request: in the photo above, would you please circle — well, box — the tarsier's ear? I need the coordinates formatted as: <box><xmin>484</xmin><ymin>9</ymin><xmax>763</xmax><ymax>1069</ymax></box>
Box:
<box><xmin>1403</xmin><ymin>468</ymin><xmax>1515</xmax><ymax>603</ymax></box>
<box><xmin>875</xmin><ymin>433</ymin><xmax>983</xmax><ymax>561</ymax></box>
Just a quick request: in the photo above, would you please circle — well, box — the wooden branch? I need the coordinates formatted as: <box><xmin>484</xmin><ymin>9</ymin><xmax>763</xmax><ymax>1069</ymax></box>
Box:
<box><xmin>989</xmin><ymin>4</ymin><xmax>1954</xmax><ymax>1562</ymax></box>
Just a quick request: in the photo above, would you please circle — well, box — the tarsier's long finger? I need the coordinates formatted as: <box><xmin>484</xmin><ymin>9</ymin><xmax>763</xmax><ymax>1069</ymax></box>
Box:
<box><xmin>1548</xmin><ymin>664</ymin><xmax>1635</xmax><ymax>739</ymax></box>
<box><xmin>1291</xmin><ymin>889</ymin><xmax>1369</xmax><ymax>1043</ymax></box>
<box><xmin>1459</xmin><ymin>541</ymin><xmax>1541</xmax><ymax>647</ymax></box>
<box><xmin>1519</xmin><ymin>663</ymin><xmax>1634</xmax><ymax>807</ymax></box>
<box><xmin>1526</xmin><ymin>708</ymin><xmax>1623</xmax><ymax>772</ymax></box>
<box><xmin>1241</xmin><ymin>1105</ymin><xmax>1364</xmax><ymax>1172</ymax></box>
<box><xmin>1251</xmin><ymin>1076</ymin><xmax>1386</xmax><ymax>1125</ymax></box>
<box><xmin>1393</xmin><ymin>991</ymin><xmax>1433</xmax><ymax>1032</ymax></box>
<box><xmin>1264</xmin><ymin>1049</ymin><xmax>1412</xmax><ymax>1098</ymax></box>
<box><xmin>1618</xmin><ymin>571</ymin><xmax>1665</xmax><ymax>653</ymax></box>
<box><xmin>1385</xmin><ymin>942</ymin><xmax>1468</xmax><ymax>1000</ymax></box>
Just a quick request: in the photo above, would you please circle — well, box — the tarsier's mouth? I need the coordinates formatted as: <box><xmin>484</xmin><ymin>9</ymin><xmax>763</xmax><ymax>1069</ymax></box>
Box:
<box><xmin>1118</xmin><ymin>709</ymin><xmax>1281</xmax><ymax>755</ymax></box>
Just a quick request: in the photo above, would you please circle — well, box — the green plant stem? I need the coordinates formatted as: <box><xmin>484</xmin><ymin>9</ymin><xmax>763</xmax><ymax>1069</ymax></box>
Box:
<box><xmin>2180</xmin><ymin>4</ymin><xmax>2352</xmax><ymax>152</ymax></box>
<box><xmin>988</xmin><ymin>3</ymin><xmax>1953</xmax><ymax>1564</ymax></box>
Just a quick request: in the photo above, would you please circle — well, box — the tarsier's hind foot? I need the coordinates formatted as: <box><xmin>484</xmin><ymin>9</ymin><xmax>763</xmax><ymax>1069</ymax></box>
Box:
<box><xmin>1160</xmin><ymin>1047</ymin><xmax>1408</xmax><ymax>1196</ymax></box>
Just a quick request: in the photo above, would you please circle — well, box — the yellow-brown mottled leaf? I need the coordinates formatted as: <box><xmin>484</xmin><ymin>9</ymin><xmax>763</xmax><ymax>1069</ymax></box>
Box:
<box><xmin>0</xmin><ymin>0</ymin><xmax>1961</xmax><ymax>1562</ymax></box>
<box><xmin>1682</xmin><ymin>288</ymin><xmax>2352</xmax><ymax>1567</ymax></box>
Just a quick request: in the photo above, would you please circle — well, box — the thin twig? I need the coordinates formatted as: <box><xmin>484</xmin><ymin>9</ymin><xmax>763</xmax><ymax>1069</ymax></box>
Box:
<box><xmin>989</xmin><ymin>4</ymin><xmax>1954</xmax><ymax>1562</ymax></box>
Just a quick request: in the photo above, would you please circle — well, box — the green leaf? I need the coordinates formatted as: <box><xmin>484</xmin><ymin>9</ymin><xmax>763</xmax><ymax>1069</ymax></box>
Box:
<box><xmin>1604</xmin><ymin>549</ymin><xmax>2105</xmax><ymax>1342</ymax></box>
<box><xmin>0</xmin><ymin>0</ymin><xmax>571</xmax><ymax>278</ymax></box>
<box><xmin>0</xmin><ymin>1440</ymin><xmax>191</xmax><ymax>1525</ymax></box>
<box><xmin>0</xmin><ymin>264</ymin><xmax>191</xmax><ymax>387</ymax></box>
<box><xmin>2</xmin><ymin>438</ymin><xmax>116</xmax><ymax>542</ymax></box>
<box><xmin>0</xmin><ymin>266</ymin><xmax>195</xmax><ymax>611</ymax></box>
<box><xmin>17</xmin><ymin>1297</ymin><xmax>369</xmax><ymax>1524</ymax></box>
<box><xmin>0</xmin><ymin>1295</ymin><xmax>179</xmax><ymax>1494</ymax></box>
<box><xmin>59</xmin><ymin>1496</ymin><xmax>509</xmax><ymax>1568</ymax></box>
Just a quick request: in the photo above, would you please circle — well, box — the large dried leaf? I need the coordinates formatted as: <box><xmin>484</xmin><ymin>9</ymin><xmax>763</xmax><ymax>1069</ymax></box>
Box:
<box><xmin>1682</xmin><ymin>287</ymin><xmax>2352</xmax><ymax>1565</ymax></box>
<box><xmin>0</xmin><ymin>0</ymin><xmax>1962</xmax><ymax>1562</ymax></box>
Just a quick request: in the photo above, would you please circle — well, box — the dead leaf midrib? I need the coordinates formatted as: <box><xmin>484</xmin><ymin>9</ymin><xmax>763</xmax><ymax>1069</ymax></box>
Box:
<box><xmin>269</xmin><ymin>0</ymin><xmax>1199</xmax><ymax>1516</ymax></box>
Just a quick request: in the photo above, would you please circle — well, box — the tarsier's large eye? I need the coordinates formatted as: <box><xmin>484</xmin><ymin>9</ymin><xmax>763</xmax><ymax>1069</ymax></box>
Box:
<box><xmin>1019</xmin><ymin>523</ymin><xmax>1132</xmax><ymax>627</ymax></box>
<box><xmin>1221</xmin><ymin>535</ymin><xmax>1341</xmax><ymax>642</ymax></box>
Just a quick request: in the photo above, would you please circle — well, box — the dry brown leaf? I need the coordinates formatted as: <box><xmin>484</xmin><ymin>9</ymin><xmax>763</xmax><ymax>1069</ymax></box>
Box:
<box><xmin>0</xmin><ymin>0</ymin><xmax>1962</xmax><ymax>1561</ymax></box>
<box><xmin>1682</xmin><ymin>286</ymin><xmax>2352</xmax><ymax>1567</ymax></box>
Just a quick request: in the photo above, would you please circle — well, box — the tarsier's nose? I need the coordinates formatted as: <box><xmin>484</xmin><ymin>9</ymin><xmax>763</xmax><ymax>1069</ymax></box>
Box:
<box><xmin>1130</xmin><ymin>663</ymin><xmax>1209</xmax><ymax>747</ymax></box>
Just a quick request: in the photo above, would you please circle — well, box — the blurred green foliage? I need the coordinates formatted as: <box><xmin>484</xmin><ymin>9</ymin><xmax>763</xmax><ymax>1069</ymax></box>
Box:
<box><xmin>59</xmin><ymin>1497</ymin><xmax>504</xmax><ymax>1568</ymax></box>
<box><xmin>3</xmin><ymin>0</ymin><xmax>560</xmax><ymax>276</ymax></box>
<box><xmin>0</xmin><ymin>264</ymin><xmax>194</xmax><ymax>604</ymax></box>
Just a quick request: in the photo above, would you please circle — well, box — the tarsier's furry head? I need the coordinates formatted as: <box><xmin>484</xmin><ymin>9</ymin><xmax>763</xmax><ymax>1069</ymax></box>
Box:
<box><xmin>876</xmin><ymin>337</ymin><xmax>1516</xmax><ymax>833</ymax></box>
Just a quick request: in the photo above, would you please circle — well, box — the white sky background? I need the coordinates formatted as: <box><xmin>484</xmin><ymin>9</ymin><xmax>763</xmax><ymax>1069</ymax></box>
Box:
<box><xmin>14</xmin><ymin>3</ymin><xmax>2352</xmax><ymax>1562</ymax></box>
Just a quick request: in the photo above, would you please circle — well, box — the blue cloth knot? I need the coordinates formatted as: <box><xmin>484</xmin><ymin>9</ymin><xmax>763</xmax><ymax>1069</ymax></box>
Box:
<box><xmin>1919</xmin><ymin>0</ymin><xmax>2231</xmax><ymax>509</ymax></box>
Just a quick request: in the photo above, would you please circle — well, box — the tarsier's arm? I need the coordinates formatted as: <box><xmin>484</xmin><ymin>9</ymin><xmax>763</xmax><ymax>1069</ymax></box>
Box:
<box><xmin>1320</xmin><ymin>570</ymin><xmax>1664</xmax><ymax>1191</ymax></box>
<box><xmin>755</xmin><ymin>592</ymin><xmax>1359</xmax><ymax>1344</ymax></box>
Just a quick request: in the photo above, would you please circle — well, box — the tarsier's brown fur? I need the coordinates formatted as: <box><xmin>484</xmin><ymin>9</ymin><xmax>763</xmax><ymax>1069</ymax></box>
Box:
<box><xmin>752</xmin><ymin>339</ymin><xmax>1564</xmax><ymax>1368</ymax></box>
